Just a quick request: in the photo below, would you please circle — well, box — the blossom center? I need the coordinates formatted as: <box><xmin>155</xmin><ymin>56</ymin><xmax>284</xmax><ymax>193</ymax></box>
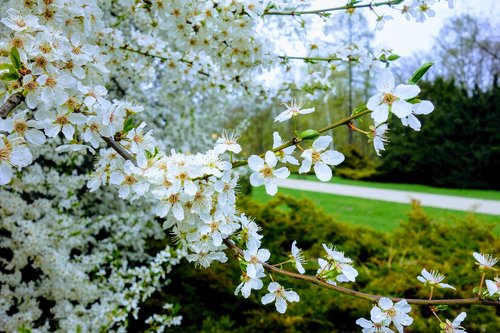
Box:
<box><xmin>168</xmin><ymin>194</ymin><xmax>180</xmax><ymax>204</ymax></box>
<box><xmin>15</xmin><ymin>19</ymin><xmax>26</xmax><ymax>28</ymax></box>
<box><xmin>14</xmin><ymin>121</ymin><xmax>28</xmax><ymax>134</ymax></box>
<box><xmin>261</xmin><ymin>165</ymin><xmax>273</xmax><ymax>177</ymax></box>
<box><xmin>386</xmin><ymin>308</ymin><xmax>397</xmax><ymax>318</ymax></box>
<box><xmin>312</xmin><ymin>151</ymin><xmax>321</xmax><ymax>162</ymax></box>
<box><xmin>382</xmin><ymin>93</ymin><xmax>397</xmax><ymax>105</ymax></box>
<box><xmin>124</xmin><ymin>175</ymin><xmax>136</xmax><ymax>185</ymax></box>
<box><xmin>0</xmin><ymin>147</ymin><xmax>10</xmax><ymax>161</ymax></box>
<box><xmin>56</xmin><ymin>115</ymin><xmax>69</xmax><ymax>125</ymax></box>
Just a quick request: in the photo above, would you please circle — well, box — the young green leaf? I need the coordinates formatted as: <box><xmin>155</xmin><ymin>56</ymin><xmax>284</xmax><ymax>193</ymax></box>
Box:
<box><xmin>10</xmin><ymin>47</ymin><xmax>22</xmax><ymax>70</ymax></box>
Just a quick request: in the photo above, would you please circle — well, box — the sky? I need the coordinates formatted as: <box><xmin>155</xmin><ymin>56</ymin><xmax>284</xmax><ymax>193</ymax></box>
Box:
<box><xmin>367</xmin><ymin>0</ymin><xmax>499</xmax><ymax>56</ymax></box>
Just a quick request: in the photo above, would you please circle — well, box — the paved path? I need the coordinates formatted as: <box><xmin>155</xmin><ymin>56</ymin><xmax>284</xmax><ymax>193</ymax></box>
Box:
<box><xmin>276</xmin><ymin>179</ymin><xmax>500</xmax><ymax>216</ymax></box>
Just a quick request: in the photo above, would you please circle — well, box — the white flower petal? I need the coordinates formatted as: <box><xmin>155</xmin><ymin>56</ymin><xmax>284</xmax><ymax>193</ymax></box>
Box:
<box><xmin>312</xmin><ymin>136</ymin><xmax>332</xmax><ymax>151</ymax></box>
<box><xmin>391</xmin><ymin>100</ymin><xmax>413</xmax><ymax>119</ymax></box>
<box><xmin>314</xmin><ymin>162</ymin><xmax>332</xmax><ymax>182</ymax></box>
<box><xmin>394</xmin><ymin>84</ymin><xmax>420</xmax><ymax>99</ymax></box>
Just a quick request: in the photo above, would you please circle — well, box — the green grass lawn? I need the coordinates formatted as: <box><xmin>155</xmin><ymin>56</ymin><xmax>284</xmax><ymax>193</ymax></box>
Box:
<box><xmin>290</xmin><ymin>174</ymin><xmax>500</xmax><ymax>201</ymax></box>
<box><xmin>251</xmin><ymin>186</ymin><xmax>500</xmax><ymax>235</ymax></box>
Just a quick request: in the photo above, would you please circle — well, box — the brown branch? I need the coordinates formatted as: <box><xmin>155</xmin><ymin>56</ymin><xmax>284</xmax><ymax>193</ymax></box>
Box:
<box><xmin>224</xmin><ymin>239</ymin><xmax>500</xmax><ymax>307</ymax></box>
<box><xmin>231</xmin><ymin>107</ymin><xmax>372</xmax><ymax>168</ymax></box>
<box><xmin>0</xmin><ymin>92</ymin><xmax>24</xmax><ymax>118</ymax></box>
<box><xmin>100</xmin><ymin>135</ymin><xmax>137</xmax><ymax>166</ymax></box>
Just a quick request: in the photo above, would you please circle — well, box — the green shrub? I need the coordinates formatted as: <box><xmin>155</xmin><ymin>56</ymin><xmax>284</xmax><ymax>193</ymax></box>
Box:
<box><xmin>150</xmin><ymin>194</ymin><xmax>500</xmax><ymax>333</ymax></box>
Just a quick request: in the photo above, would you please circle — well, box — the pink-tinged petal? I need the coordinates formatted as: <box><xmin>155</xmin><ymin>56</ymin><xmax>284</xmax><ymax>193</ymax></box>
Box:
<box><xmin>248</xmin><ymin>155</ymin><xmax>264</xmax><ymax>171</ymax></box>
<box><xmin>314</xmin><ymin>162</ymin><xmax>332</xmax><ymax>182</ymax></box>
<box><xmin>376</xmin><ymin>69</ymin><xmax>395</xmax><ymax>92</ymax></box>
<box><xmin>378</xmin><ymin>297</ymin><xmax>393</xmax><ymax>310</ymax></box>
<box><xmin>250</xmin><ymin>172</ymin><xmax>264</xmax><ymax>186</ymax></box>
<box><xmin>273</xmin><ymin>167</ymin><xmax>290</xmax><ymax>179</ymax></box>
<box><xmin>10</xmin><ymin>146</ymin><xmax>32</xmax><ymax>167</ymax></box>
<box><xmin>313</xmin><ymin>136</ymin><xmax>332</xmax><ymax>151</ymax></box>
<box><xmin>0</xmin><ymin>163</ymin><xmax>13</xmax><ymax>185</ymax></box>
<box><xmin>265</xmin><ymin>150</ymin><xmax>278</xmax><ymax>167</ymax></box>
<box><xmin>321</xmin><ymin>150</ymin><xmax>345</xmax><ymax>166</ymax></box>
<box><xmin>298</xmin><ymin>159</ymin><xmax>312</xmax><ymax>174</ymax></box>
<box><xmin>394</xmin><ymin>84</ymin><xmax>420</xmax><ymax>99</ymax></box>
<box><xmin>371</xmin><ymin>104</ymin><xmax>389</xmax><ymax>125</ymax></box>
<box><xmin>391</xmin><ymin>100</ymin><xmax>413</xmax><ymax>119</ymax></box>
<box><xmin>275</xmin><ymin>298</ymin><xmax>287</xmax><ymax>313</ymax></box>
<box><xmin>413</xmin><ymin>100</ymin><xmax>434</xmax><ymax>115</ymax></box>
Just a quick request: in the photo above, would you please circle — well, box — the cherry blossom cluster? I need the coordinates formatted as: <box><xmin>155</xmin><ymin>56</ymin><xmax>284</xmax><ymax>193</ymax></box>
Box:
<box><xmin>0</xmin><ymin>0</ymin><xmax>497</xmax><ymax>332</ymax></box>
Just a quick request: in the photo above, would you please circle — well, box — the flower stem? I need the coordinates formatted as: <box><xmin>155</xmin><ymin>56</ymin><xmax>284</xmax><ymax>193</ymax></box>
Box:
<box><xmin>478</xmin><ymin>273</ymin><xmax>486</xmax><ymax>298</ymax></box>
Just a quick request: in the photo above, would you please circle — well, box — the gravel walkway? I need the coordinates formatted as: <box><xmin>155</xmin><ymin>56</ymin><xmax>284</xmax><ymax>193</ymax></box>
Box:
<box><xmin>276</xmin><ymin>179</ymin><xmax>500</xmax><ymax>216</ymax></box>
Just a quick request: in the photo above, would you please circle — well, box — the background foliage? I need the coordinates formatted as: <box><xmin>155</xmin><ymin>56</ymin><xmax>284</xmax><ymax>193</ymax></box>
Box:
<box><xmin>374</xmin><ymin>77</ymin><xmax>500</xmax><ymax>189</ymax></box>
<box><xmin>137</xmin><ymin>194</ymin><xmax>500</xmax><ymax>333</ymax></box>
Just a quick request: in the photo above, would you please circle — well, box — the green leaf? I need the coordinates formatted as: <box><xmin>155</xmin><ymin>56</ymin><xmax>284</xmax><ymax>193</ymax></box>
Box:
<box><xmin>0</xmin><ymin>71</ymin><xmax>20</xmax><ymax>81</ymax></box>
<box><xmin>10</xmin><ymin>47</ymin><xmax>21</xmax><ymax>70</ymax></box>
<box><xmin>0</xmin><ymin>63</ymin><xmax>15</xmax><ymax>71</ymax></box>
<box><xmin>408</xmin><ymin>62</ymin><xmax>434</xmax><ymax>84</ymax></box>
<box><xmin>299</xmin><ymin>129</ymin><xmax>320</xmax><ymax>140</ymax></box>
<box><xmin>123</xmin><ymin>118</ymin><xmax>135</xmax><ymax>132</ymax></box>
<box><xmin>435</xmin><ymin>304</ymin><xmax>448</xmax><ymax>311</ymax></box>
<box><xmin>388</xmin><ymin>54</ymin><xmax>400</xmax><ymax>61</ymax></box>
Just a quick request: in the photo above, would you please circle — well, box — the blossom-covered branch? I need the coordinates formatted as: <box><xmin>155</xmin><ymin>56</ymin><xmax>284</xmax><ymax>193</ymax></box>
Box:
<box><xmin>224</xmin><ymin>240</ymin><xmax>500</xmax><ymax>307</ymax></box>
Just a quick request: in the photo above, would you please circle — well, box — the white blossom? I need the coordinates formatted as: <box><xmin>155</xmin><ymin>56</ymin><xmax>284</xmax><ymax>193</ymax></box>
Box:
<box><xmin>299</xmin><ymin>136</ymin><xmax>344</xmax><ymax>182</ymax></box>
<box><xmin>248</xmin><ymin>151</ymin><xmax>290</xmax><ymax>195</ymax></box>
<box><xmin>261</xmin><ymin>282</ymin><xmax>300</xmax><ymax>314</ymax></box>
<box><xmin>367</xmin><ymin>69</ymin><xmax>420</xmax><ymax>125</ymax></box>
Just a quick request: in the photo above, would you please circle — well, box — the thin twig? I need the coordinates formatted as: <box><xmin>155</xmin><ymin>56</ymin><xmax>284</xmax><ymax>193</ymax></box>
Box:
<box><xmin>224</xmin><ymin>239</ymin><xmax>500</xmax><ymax>307</ymax></box>
<box><xmin>264</xmin><ymin>0</ymin><xmax>403</xmax><ymax>16</ymax></box>
<box><xmin>231</xmin><ymin>108</ymin><xmax>372</xmax><ymax>168</ymax></box>
<box><xmin>100</xmin><ymin>136</ymin><xmax>137</xmax><ymax>166</ymax></box>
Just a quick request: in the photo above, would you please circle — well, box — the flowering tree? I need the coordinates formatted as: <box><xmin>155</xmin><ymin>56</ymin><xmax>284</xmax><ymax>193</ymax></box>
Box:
<box><xmin>0</xmin><ymin>0</ymin><xmax>498</xmax><ymax>332</ymax></box>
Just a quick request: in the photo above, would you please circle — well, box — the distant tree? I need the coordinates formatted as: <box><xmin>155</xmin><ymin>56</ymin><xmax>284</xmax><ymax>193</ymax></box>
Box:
<box><xmin>375</xmin><ymin>77</ymin><xmax>500</xmax><ymax>189</ymax></box>
<box><xmin>430</xmin><ymin>15</ymin><xmax>499</xmax><ymax>91</ymax></box>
